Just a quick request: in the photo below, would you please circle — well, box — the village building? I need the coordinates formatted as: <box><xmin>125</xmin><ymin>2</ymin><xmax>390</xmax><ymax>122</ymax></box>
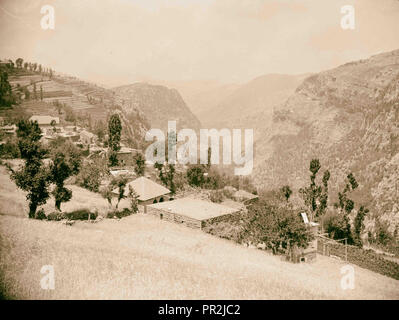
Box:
<box><xmin>147</xmin><ymin>198</ymin><xmax>240</xmax><ymax>229</ymax></box>
<box><xmin>29</xmin><ymin>115</ymin><xmax>60</xmax><ymax>128</ymax></box>
<box><xmin>79</xmin><ymin>130</ymin><xmax>96</xmax><ymax>145</ymax></box>
<box><xmin>58</xmin><ymin>131</ymin><xmax>80</xmax><ymax>142</ymax></box>
<box><xmin>64</xmin><ymin>125</ymin><xmax>77</xmax><ymax>132</ymax></box>
<box><xmin>0</xmin><ymin>124</ymin><xmax>17</xmax><ymax>135</ymax></box>
<box><xmin>112</xmin><ymin>176</ymin><xmax>171</xmax><ymax>212</ymax></box>
<box><xmin>233</xmin><ymin>189</ymin><xmax>259</xmax><ymax>205</ymax></box>
<box><xmin>116</xmin><ymin>147</ymin><xmax>140</xmax><ymax>167</ymax></box>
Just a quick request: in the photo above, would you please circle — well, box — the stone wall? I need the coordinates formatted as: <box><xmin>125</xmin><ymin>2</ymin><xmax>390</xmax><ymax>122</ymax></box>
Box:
<box><xmin>146</xmin><ymin>206</ymin><xmax>202</xmax><ymax>229</ymax></box>
<box><xmin>146</xmin><ymin>206</ymin><xmax>238</xmax><ymax>229</ymax></box>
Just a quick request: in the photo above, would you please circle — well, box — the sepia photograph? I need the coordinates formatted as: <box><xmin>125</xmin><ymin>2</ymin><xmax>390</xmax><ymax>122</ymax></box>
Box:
<box><xmin>0</xmin><ymin>0</ymin><xmax>398</xmax><ymax>306</ymax></box>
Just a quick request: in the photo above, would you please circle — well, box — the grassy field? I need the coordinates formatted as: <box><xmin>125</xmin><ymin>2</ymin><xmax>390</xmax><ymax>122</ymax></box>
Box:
<box><xmin>0</xmin><ymin>165</ymin><xmax>398</xmax><ymax>299</ymax></box>
<box><xmin>1</xmin><ymin>214</ymin><xmax>399</xmax><ymax>300</ymax></box>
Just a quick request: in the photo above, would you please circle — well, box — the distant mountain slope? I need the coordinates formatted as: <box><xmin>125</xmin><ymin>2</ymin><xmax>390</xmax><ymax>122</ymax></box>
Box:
<box><xmin>201</xmin><ymin>74</ymin><xmax>309</xmax><ymax>128</ymax></box>
<box><xmin>252</xmin><ymin>50</ymin><xmax>399</xmax><ymax>232</ymax></box>
<box><xmin>140</xmin><ymin>79</ymin><xmax>241</xmax><ymax>122</ymax></box>
<box><xmin>113</xmin><ymin>83</ymin><xmax>201</xmax><ymax>132</ymax></box>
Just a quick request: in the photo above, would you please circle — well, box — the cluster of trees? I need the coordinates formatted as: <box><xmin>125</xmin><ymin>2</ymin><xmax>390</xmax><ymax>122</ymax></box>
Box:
<box><xmin>6</xmin><ymin>116</ymin><xmax>141</xmax><ymax>219</ymax></box>
<box><xmin>292</xmin><ymin>159</ymin><xmax>370</xmax><ymax>247</ymax></box>
<box><xmin>7</xmin><ymin>121</ymin><xmax>82</xmax><ymax>217</ymax></box>
<box><xmin>227</xmin><ymin>158</ymin><xmax>375</xmax><ymax>253</ymax></box>
<box><xmin>0</xmin><ymin>70</ymin><xmax>16</xmax><ymax>108</ymax></box>
<box><xmin>2</xmin><ymin>58</ymin><xmax>53</xmax><ymax>78</ymax></box>
<box><xmin>15</xmin><ymin>58</ymin><xmax>54</xmax><ymax>78</ymax></box>
<box><xmin>244</xmin><ymin>198</ymin><xmax>314</xmax><ymax>254</ymax></box>
<box><xmin>0</xmin><ymin>57</ymin><xmax>55</xmax><ymax>109</ymax></box>
<box><xmin>186</xmin><ymin>163</ymin><xmax>256</xmax><ymax>194</ymax></box>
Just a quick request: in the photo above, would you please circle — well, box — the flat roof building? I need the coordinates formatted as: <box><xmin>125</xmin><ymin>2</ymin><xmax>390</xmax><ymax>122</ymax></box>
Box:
<box><xmin>29</xmin><ymin>115</ymin><xmax>60</xmax><ymax>127</ymax></box>
<box><xmin>147</xmin><ymin>197</ymin><xmax>240</xmax><ymax>229</ymax></box>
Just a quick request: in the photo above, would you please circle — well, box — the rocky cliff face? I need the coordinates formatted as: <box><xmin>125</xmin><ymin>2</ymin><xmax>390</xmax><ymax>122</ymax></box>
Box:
<box><xmin>113</xmin><ymin>83</ymin><xmax>201</xmax><ymax>132</ymax></box>
<box><xmin>252</xmin><ymin>50</ymin><xmax>399</xmax><ymax>232</ymax></box>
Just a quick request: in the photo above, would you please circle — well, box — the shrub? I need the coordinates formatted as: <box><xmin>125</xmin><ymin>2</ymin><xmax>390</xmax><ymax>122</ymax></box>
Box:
<box><xmin>174</xmin><ymin>171</ymin><xmax>187</xmax><ymax>191</ymax></box>
<box><xmin>323</xmin><ymin>210</ymin><xmax>352</xmax><ymax>243</ymax></box>
<box><xmin>106</xmin><ymin>208</ymin><xmax>132</xmax><ymax>219</ymax></box>
<box><xmin>374</xmin><ymin>220</ymin><xmax>394</xmax><ymax>246</ymax></box>
<box><xmin>46</xmin><ymin>211</ymin><xmax>64</xmax><ymax>221</ymax></box>
<box><xmin>209</xmin><ymin>190</ymin><xmax>224</xmax><ymax>203</ymax></box>
<box><xmin>64</xmin><ymin>105</ymin><xmax>76</xmax><ymax>122</ymax></box>
<box><xmin>204</xmin><ymin>221</ymin><xmax>244</xmax><ymax>243</ymax></box>
<box><xmin>35</xmin><ymin>209</ymin><xmax>47</xmax><ymax>220</ymax></box>
<box><xmin>76</xmin><ymin>160</ymin><xmax>105</xmax><ymax>192</ymax></box>
<box><xmin>186</xmin><ymin>165</ymin><xmax>206</xmax><ymax>187</ymax></box>
<box><xmin>222</xmin><ymin>187</ymin><xmax>235</xmax><ymax>199</ymax></box>
<box><xmin>0</xmin><ymin>138</ymin><xmax>20</xmax><ymax>158</ymax></box>
<box><xmin>118</xmin><ymin>208</ymin><xmax>132</xmax><ymax>218</ymax></box>
<box><xmin>65</xmin><ymin>209</ymin><xmax>97</xmax><ymax>220</ymax></box>
<box><xmin>203</xmin><ymin>170</ymin><xmax>224</xmax><ymax>189</ymax></box>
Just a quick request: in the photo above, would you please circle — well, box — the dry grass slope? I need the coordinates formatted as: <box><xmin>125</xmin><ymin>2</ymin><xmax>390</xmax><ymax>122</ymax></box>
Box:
<box><xmin>0</xmin><ymin>165</ymin><xmax>398</xmax><ymax>299</ymax></box>
<box><xmin>1</xmin><ymin>214</ymin><xmax>399</xmax><ymax>299</ymax></box>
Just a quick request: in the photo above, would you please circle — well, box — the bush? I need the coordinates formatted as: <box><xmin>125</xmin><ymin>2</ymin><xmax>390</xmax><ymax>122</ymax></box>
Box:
<box><xmin>323</xmin><ymin>210</ymin><xmax>353</xmax><ymax>243</ymax></box>
<box><xmin>203</xmin><ymin>221</ymin><xmax>244</xmax><ymax>243</ymax></box>
<box><xmin>186</xmin><ymin>165</ymin><xmax>206</xmax><ymax>187</ymax></box>
<box><xmin>222</xmin><ymin>187</ymin><xmax>235</xmax><ymax>199</ymax></box>
<box><xmin>203</xmin><ymin>170</ymin><xmax>224</xmax><ymax>189</ymax></box>
<box><xmin>174</xmin><ymin>171</ymin><xmax>187</xmax><ymax>191</ymax></box>
<box><xmin>64</xmin><ymin>105</ymin><xmax>76</xmax><ymax>122</ymax></box>
<box><xmin>0</xmin><ymin>138</ymin><xmax>20</xmax><ymax>159</ymax></box>
<box><xmin>106</xmin><ymin>208</ymin><xmax>132</xmax><ymax>219</ymax></box>
<box><xmin>46</xmin><ymin>211</ymin><xmax>64</xmax><ymax>221</ymax></box>
<box><xmin>75</xmin><ymin>160</ymin><xmax>105</xmax><ymax>192</ymax></box>
<box><xmin>35</xmin><ymin>209</ymin><xmax>47</xmax><ymax>220</ymax></box>
<box><xmin>209</xmin><ymin>190</ymin><xmax>224</xmax><ymax>203</ymax></box>
<box><xmin>65</xmin><ymin>209</ymin><xmax>97</xmax><ymax>220</ymax></box>
<box><xmin>374</xmin><ymin>220</ymin><xmax>394</xmax><ymax>246</ymax></box>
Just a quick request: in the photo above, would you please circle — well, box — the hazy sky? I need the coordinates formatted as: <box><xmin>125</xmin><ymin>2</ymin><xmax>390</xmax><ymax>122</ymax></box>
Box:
<box><xmin>1</xmin><ymin>0</ymin><xmax>399</xmax><ymax>87</ymax></box>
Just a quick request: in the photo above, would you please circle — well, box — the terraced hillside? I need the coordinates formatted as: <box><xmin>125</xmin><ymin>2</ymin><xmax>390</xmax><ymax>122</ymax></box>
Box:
<box><xmin>2</xmin><ymin>73</ymin><xmax>150</xmax><ymax>147</ymax></box>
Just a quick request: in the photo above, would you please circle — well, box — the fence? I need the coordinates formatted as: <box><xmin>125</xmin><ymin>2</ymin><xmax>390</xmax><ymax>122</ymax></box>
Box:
<box><xmin>317</xmin><ymin>235</ymin><xmax>399</xmax><ymax>280</ymax></box>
